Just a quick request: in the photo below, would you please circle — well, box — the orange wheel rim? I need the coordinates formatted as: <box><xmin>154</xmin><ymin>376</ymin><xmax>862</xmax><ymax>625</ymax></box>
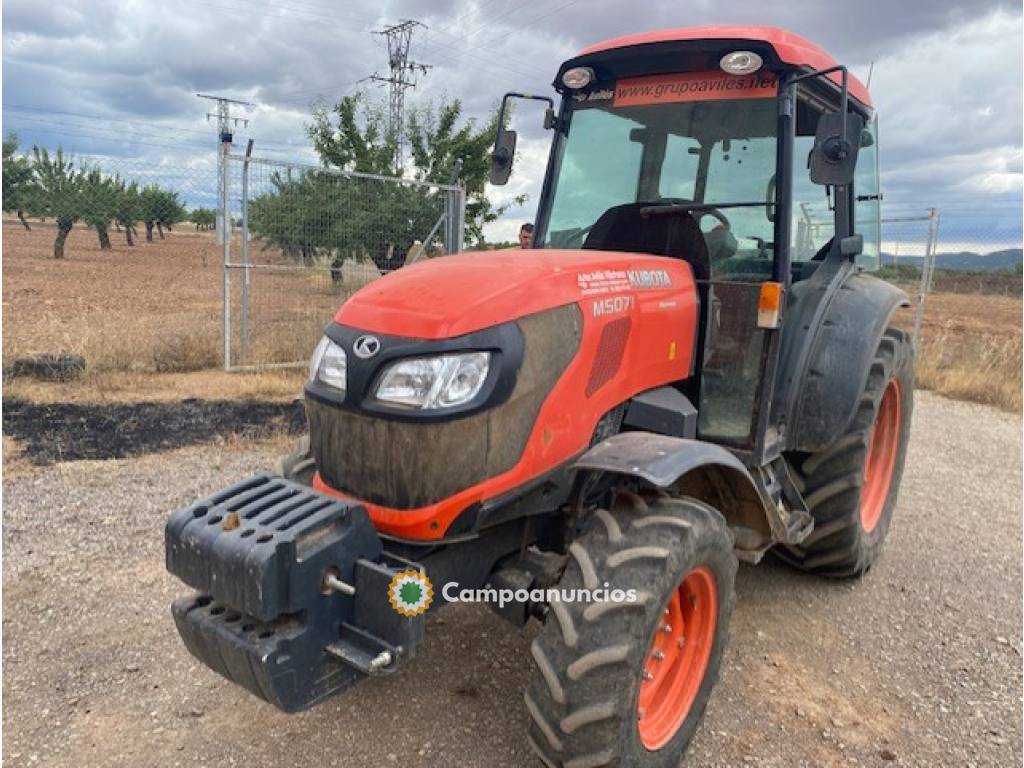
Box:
<box><xmin>861</xmin><ymin>378</ymin><xmax>901</xmax><ymax>533</ymax></box>
<box><xmin>637</xmin><ymin>566</ymin><xmax>717</xmax><ymax>750</ymax></box>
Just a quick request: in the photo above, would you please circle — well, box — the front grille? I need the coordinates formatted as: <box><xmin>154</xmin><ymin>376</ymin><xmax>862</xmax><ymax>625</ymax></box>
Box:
<box><xmin>308</xmin><ymin>304</ymin><xmax>582</xmax><ymax>509</ymax></box>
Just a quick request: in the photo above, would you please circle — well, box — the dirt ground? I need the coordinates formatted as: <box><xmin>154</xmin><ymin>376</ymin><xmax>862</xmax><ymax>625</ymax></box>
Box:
<box><xmin>2</xmin><ymin>391</ymin><xmax>1021</xmax><ymax>767</ymax></box>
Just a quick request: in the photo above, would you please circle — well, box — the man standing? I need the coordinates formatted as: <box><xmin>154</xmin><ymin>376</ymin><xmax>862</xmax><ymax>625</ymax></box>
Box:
<box><xmin>518</xmin><ymin>222</ymin><xmax>534</xmax><ymax>249</ymax></box>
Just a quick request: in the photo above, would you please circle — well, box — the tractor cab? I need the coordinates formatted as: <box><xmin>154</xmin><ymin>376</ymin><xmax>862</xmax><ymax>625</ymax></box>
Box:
<box><xmin>493</xmin><ymin>27</ymin><xmax>880</xmax><ymax>457</ymax></box>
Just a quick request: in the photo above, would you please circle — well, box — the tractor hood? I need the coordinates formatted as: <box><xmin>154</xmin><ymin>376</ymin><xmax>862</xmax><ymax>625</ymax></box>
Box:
<box><xmin>335</xmin><ymin>248</ymin><xmax>691</xmax><ymax>339</ymax></box>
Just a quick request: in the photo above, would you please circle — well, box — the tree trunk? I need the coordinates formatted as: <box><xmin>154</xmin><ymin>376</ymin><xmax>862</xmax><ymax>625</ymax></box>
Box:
<box><xmin>97</xmin><ymin>224</ymin><xmax>112</xmax><ymax>250</ymax></box>
<box><xmin>156</xmin><ymin>222</ymin><xmax>165</xmax><ymax>239</ymax></box>
<box><xmin>54</xmin><ymin>220</ymin><xmax>72</xmax><ymax>259</ymax></box>
<box><xmin>125</xmin><ymin>225</ymin><xmax>135</xmax><ymax>246</ymax></box>
<box><xmin>145</xmin><ymin>221</ymin><xmax>154</xmax><ymax>242</ymax></box>
<box><xmin>17</xmin><ymin>211</ymin><xmax>31</xmax><ymax>230</ymax></box>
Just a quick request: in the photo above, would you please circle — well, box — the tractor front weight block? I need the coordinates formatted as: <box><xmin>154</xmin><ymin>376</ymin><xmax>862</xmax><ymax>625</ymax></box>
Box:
<box><xmin>165</xmin><ymin>473</ymin><xmax>426</xmax><ymax>713</ymax></box>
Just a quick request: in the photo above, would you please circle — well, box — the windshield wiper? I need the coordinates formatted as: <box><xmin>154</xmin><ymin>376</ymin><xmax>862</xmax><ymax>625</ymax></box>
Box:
<box><xmin>640</xmin><ymin>201</ymin><xmax>775</xmax><ymax>217</ymax></box>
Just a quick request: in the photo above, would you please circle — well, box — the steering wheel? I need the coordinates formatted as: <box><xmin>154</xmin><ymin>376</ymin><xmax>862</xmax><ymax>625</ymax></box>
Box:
<box><xmin>697</xmin><ymin>208</ymin><xmax>731</xmax><ymax>231</ymax></box>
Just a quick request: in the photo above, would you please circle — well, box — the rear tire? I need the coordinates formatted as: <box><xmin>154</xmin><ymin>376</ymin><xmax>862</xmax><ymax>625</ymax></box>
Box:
<box><xmin>781</xmin><ymin>326</ymin><xmax>914</xmax><ymax>577</ymax></box>
<box><xmin>525</xmin><ymin>494</ymin><xmax>736</xmax><ymax>767</ymax></box>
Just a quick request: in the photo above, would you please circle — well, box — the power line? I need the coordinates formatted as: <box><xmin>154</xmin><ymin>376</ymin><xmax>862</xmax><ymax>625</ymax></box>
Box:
<box><xmin>417</xmin><ymin>0</ymin><xmax>544</xmax><ymax>58</ymax></box>
<box><xmin>6</xmin><ymin>121</ymin><xmax>219</xmax><ymax>155</ymax></box>
<box><xmin>266</xmin><ymin>2</ymin><xmax>552</xmax><ymax>107</ymax></box>
<box><xmin>4</xmin><ymin>104</ymin><xmax>213</xmax><ymax>137</ymax></box>
<box><xmin>4</xmin><ymin>104</ymin><xmax>305</xmax><ymax>150</ymax></box>
<box><xmin>419</xmin><ymin>0</ymin><xmax>584</xmax><ymax>74</ymax></box>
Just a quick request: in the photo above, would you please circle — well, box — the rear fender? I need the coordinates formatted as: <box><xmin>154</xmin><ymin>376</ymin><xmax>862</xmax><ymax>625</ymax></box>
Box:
<box><xmin>573</xmin><ymin>432</ymin><xmax>772</xmax><ymax>551</ymax></box>
<box><xmin>779</xmin><ymin>272</ymin><xmax>910</xmax><ymax>453</ymax></box>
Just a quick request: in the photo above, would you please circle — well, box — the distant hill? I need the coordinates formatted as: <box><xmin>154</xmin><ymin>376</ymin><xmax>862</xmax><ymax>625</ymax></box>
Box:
<box><xmin>881</xmin><ymin>249</ymin><xmax>1022</xmax><ymax>271</ymax></box>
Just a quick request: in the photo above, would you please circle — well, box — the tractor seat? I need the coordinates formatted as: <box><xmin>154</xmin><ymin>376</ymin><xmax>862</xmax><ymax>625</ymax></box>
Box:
<box><xmin>582</xmin><ymin>203</ymin><xmax>711</xmax><ymax>282</ymax></box>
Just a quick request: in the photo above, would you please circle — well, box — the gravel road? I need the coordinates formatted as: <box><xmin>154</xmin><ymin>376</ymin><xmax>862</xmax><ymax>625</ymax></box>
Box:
<box><xmin>3</xmin><ymin>391</ymin><xmax>1021</xmax><ymax>767</ymax></box>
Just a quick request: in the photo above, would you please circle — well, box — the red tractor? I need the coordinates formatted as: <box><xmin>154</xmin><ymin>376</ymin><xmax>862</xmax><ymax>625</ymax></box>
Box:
<box><xmin>166</xmin><ymin>26</ymin><xmax>914</xmax><ymax>767</ymax></box>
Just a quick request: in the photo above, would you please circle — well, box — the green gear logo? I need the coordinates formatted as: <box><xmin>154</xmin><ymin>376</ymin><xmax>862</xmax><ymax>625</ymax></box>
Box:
<box><xmin>388</xmin><ymin>570</ymin><xmax>433</xmax><ymax>616</ymax></box>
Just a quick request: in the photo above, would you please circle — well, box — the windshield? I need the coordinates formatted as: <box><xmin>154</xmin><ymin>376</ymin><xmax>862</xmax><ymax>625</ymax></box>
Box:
<box><xmin>538</xmin><ymin>82</ymin><xmax>779</xmax><ymax>273</ymax></box>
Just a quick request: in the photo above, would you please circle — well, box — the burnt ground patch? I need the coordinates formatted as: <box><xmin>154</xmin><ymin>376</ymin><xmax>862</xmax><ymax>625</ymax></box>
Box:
<box><xmin>2</xmin><ymin>398</ymin><xmax>305</xmax><ymax>465</ymax></box>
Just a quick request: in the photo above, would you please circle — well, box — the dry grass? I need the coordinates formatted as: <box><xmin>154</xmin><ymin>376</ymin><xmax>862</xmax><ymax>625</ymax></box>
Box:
<box><xmin>3</xmin><ymin>218</ymin><xmax>1021</xmax><ymax>412</ymax></box>
<box><xmin>917</xmin><ymin>331</ymin><xmax>1022</xmax><ymax>411</ymax></box>
<box><xmin>2</xmin><ymin>434</ymin><xmax>33</xmax><ymax>477</ymax></box>
<box><xmin>892</xmin><ymin>292</ymin><xmax>1022</xmax><ymax>412</ymax></box>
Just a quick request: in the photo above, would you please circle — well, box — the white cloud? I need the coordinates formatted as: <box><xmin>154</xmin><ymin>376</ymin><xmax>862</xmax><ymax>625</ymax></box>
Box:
<box><xmin>3</xmin><ymin>0</ymin><xmax>1020</xmax><ymax>248</ymax></box>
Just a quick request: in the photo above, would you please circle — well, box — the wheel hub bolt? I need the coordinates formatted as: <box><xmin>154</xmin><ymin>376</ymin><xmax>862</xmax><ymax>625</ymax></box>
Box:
<box><xmin>661</xmin><ymin>623</ymin><xmax>672</xmax><ymax>633</ymax></box>
<box><xmin>643</xmin><ymin>670</ymin><xmax>654</xmax><ymax>681</ymax></box>
<box><xmin>652</xmin><ymin>650</ymin><xmax>665</xmax><ymax>661</ymax></box>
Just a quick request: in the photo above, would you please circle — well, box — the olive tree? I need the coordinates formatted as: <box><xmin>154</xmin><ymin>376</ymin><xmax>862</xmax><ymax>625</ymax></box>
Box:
<box><xmin>2</xmin><ymin>133</ymin><xmax>37</xmax><ymax>230</ymax></box>
<box><xmin>31</xmin><ymin>146</ymin><xmax>85</xmax><ymax>259</ymax></box>
<box><xmin>140</xmin><ymin>185</ymin><xmax>185</xmax><ymax>241</ymax></box>
<box><xmin>81</xmin><ymin>167</ymin><xmax>120</xmax><ymax>250</ymax></box>
<box><xmin>112</xmin><ymin>177</ymin><xmax>142</xmax><ymax>245</ymax></box>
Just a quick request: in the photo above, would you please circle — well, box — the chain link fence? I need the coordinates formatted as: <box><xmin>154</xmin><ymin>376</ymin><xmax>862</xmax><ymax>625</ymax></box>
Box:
<box><xmin>3</xmin><ymin>138</ymin><xmax>1018</xmax><ymax>378</ymax></box>
<box><xmin>222</xmin><ymin>152</ymin><xmax>465</xmax><ymax>370</ymax></box>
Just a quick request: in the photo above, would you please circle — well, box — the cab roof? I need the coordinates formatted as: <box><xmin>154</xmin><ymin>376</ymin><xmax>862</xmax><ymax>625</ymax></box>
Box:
<box><xmin>577</xmin><ymin>25</ymin><xmax>872</xmax><ymax>108</ymax></box>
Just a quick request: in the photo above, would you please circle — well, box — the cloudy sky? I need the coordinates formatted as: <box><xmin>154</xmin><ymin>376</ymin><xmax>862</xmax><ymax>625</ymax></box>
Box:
<box><xmin>3</xmin><ymin>0</ymin><xmax>1021</xmax><ymax>250</ymax></box>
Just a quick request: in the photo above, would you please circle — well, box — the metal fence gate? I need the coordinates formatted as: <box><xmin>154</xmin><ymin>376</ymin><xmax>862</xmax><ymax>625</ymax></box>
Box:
<box><xmin>881</xmin><ymin>208</ymin><xmax>941</xmax><ymax>349</ymax></box>
<box><xmin>221</xmin><ymin>152</ymin><xmax>465</xmax><ymax>370</ymax></box>
<box><xmin>794</xmin><ymin>206</ymin><xmax>942</xmax><ymax>350</ymax></box>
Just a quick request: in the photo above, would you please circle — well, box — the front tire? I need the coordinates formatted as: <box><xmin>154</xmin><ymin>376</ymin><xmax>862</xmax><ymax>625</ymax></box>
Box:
<box><xmin>525</xmin><ymin>494</ymin><xmax>736</xmax><ymax>767</ymax></box>
<box><xmin>781</xmin><ymin>326</ymin><xmax>915</xmax><ymax>577</ymax></box>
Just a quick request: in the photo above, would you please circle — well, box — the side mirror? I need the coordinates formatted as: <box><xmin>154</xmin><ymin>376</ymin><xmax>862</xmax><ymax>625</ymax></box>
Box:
<box><xmin>490</xmin><ymin>92</ymin><xmax>555</xmax><ymax>186</ymax></box>
<box><xmin>489</xmin><ymin>128</ymin><xmax>517</xmax><ymax>186</ymax></box>
<box><xmin>809</xmin><ymin>112</ymin><xmax>864</xmax><ymax>186</ymax></box>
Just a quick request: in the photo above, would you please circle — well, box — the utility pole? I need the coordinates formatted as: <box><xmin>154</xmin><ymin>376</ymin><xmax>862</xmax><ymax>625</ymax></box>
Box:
<box><xmin>198</xmin><ymin>93</ymin><xmax>252</xmax><ymax>369</ymax></box>
<box><xmin>197</xmin><ymin>93</ymin><xmax>253</xmax><ymax>246</ymax></box>
<box><xmin>368</xmin><ymin>20</ymin><xmax>430</xmax><ymax>171</ymax></box>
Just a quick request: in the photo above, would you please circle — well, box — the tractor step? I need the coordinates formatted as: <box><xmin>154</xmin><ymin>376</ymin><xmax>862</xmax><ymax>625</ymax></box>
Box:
<box><xmin>165</xmin><ymin>473</ymin><xmax>425</xmax><ymax>712</ymax></box>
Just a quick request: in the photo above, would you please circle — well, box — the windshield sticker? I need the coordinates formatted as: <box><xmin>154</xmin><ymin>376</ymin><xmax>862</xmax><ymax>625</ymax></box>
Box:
<box><xmin>613</xmin><ymin>71</ymin><xmax>777</xmax><ymax>107</ymax></box>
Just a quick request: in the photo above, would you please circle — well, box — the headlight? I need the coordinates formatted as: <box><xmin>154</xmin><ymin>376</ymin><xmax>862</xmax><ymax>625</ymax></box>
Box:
<box><xmin>309</xmin><ymin>336</ymin><xmax>347</xmax><ymax>392</ymax></box>
<box><xmin>375</xmin><ymin>352</ymin><xmax>490</xmax><ymax>409</ymax></box>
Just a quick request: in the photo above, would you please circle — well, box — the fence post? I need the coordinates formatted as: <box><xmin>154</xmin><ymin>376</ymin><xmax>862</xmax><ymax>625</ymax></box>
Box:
<box><xmin>221</xmin><ymin>143</ymin><xmax>232</xmax><ymax>370</ymax></box>
<box><xmin>240</xmin><ymin>140</ymin><xmax>254</xmax><ymax>363</ymax></box>
<box><xmin>456</xmin><ymin>185</ymin><xmax>466</xmax><ymax>253</ymax></box>
<box><xmin>447</xmin><ymin>159</ymin><xmax>464</xmax><ymax>254</ymax></box>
